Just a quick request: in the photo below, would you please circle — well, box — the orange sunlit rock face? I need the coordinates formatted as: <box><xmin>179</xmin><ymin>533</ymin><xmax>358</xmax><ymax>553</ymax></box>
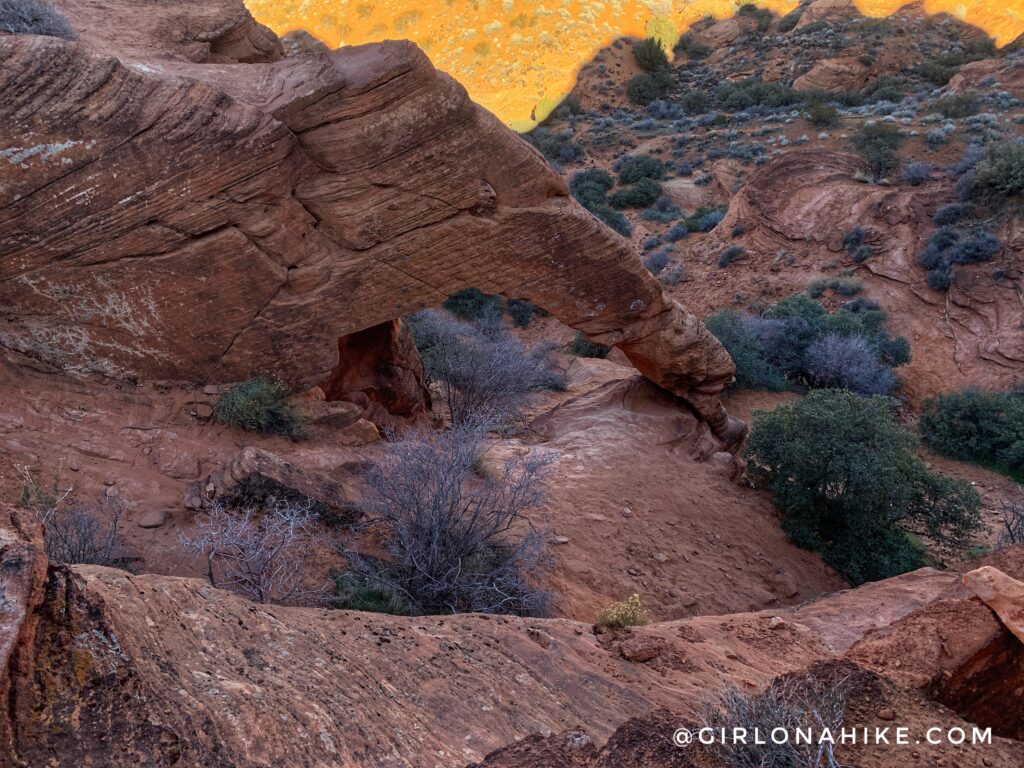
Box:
<box><xmin>245</xmin><ymin>0</ymin><xmax>1024</xmax><ymax>130</ymax></box>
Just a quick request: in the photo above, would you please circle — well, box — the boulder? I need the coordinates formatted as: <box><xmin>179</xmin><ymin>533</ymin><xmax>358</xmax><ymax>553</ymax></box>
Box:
<box><xmin>184</xmin><ymin>446</ymin><xmax>361</xmax><ymax>524</ymax></box>
<box><xmin>963</xmin><ymin>566</ymin><xmax>1024</xmax><ymax>645</ymax></box>
<box><xmin>794</xmin><ymin>56</ymin><xmax>871</xmax><ymax>92</ymax></box>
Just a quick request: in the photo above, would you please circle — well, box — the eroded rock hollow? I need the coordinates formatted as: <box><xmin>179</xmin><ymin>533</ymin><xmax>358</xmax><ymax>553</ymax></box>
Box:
<box><xmin>0</xmin><ymin>0</ymin><xmax>741</xmax><ymax>442</ymax></box>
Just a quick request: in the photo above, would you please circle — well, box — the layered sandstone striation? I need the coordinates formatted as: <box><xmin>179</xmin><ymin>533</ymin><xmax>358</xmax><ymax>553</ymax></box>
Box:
<box><xmin>2</xmin><ymin>503</ymin><xmax>1023</xmax><ymax>766</ymax></box>
<box><xmin>0</xmin><ymin>0</ymin><xmax>740</xmax><ymax>441</ymax></box>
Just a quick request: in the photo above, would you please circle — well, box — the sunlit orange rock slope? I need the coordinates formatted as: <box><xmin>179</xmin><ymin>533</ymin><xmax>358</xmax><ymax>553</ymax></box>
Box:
<box><xmin>245</xmin><ymin>0</ymin><xmax>1024</xmax><ymax>129</ymax></box>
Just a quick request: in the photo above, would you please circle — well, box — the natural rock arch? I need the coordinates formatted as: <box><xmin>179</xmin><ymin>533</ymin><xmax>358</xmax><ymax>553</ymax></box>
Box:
<box><xmin>0</xmin><ymin>0</ymin><xmax>740</xmax><ymax>442</ymax></box>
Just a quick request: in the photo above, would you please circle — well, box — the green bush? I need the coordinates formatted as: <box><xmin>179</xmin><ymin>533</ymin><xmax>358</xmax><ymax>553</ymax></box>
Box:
<box><xmin>806</xmin><ymin>100</ymin><xmax>840</xmax><ymax>127</ymax></box>
<box><xmin>971</xmin><ymin>140</ymin><xmax>1024</xmax><ymax>201</ymax></box>
<box><xmin>704</xmin><ymin>310</ymin><xmax>789</xmax><ymax>391</ymax></box>
<box><xmin>747</xmin><ymin>391</ymin><xmax>982</xmax><ymax>584</ymax></box>
<box><xmin>921</xmin><ymin>391</ymin><xmax>1024</xmax><ymax>482</ymax></box>
<box><xmin>852</xmin><ymin>122</ymin><xmax>904</xmax><ymax>181</ymax></box>
<box><xmin>626</xmin><ymin>69</ymin><xmax>673</xmax><ymax>105</ymax></box>
<box><xmin>591</xmin><ymin>204</ymin><xmax>633</xmax><ymax>236</ymax></box>
<box><xmin>737</xmin><ymin>3</ymin><xmax>773</xmax><ymax>31</ymax></box>
<box><xmin>609</xmin><ymin>177</ymin><xmax>662</xmax><ymax>209</ymax></box>
<box><xmin>443</xmin><ymin>287</ymin><xmax>504</xmax><ymax>321</ymax></box>
<box><xmin>716</xmin><ymin>77</ymin><xmax>800</xmax><ymax>110</ymax></box>
<box><xmin>617</xmin><ymin>155</ymin><xmax>665</xmax><ymax>183</ymax></box>
<box><xmin>706</xmin><ymin>293</ymin><xmax>910</xmax><ymax>395</ymax></box>
<box><xmin>567</xmin><ymin>331</ymin><xmax>609</xmax><ymax>358</ymax></box>
<box><xmin>215</xmin><ymin>376</ymin><xmax>304</xmax><ymax>439</ymax></box>
<box><xmin>632</xmin><ymin>37</ymin><xmax>669</xmax><ymax>72</ymax></box>
<box><xmin>674</xmin><ymin>33</ymin><xmax>711</xmax><ymax>59</ymax></box>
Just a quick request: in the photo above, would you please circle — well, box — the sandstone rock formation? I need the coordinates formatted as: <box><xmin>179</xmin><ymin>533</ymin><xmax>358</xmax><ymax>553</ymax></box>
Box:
<box><xmin>3</xmin><ymin>502</ymin><xmax>1023</xmax><ymax>766</ymax></box>
<box><xmin>679</xmin><ymin>150</ymin><xmax>1024</xmax><ymax>400</ymax></box>
<box><xmin>0</xmin><ymin>0</ymin><xmax>741</xmax><ymax>442</ymax></box>
<box><xmin>793</xmin><ymin>56</ymin><xmax>872</xmax><ymax>92</ymax></box>
<box><xmin>319</xmin><ymin>320</ymin><xmax>430</xmax><ymax>428</ymax></box>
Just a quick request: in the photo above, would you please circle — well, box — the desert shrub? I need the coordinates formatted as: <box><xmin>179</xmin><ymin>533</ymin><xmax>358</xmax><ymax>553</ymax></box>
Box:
<box><xmin>215</xmin><ymin>376</ymin><xmax>303</xmax><ymax>439</ymax></box>
<box><xmin>626</xmin><ymin>70</ymin><xmax>673</xmax><ymax>105</ymax></box>
<box><xmin>861</xmin><ymin>74</ymin><xmax>904</xmax><ymax>104</ymax></box>
<box><xmin>915</xmin><ymin>60</ymin><xmax>956</xmax><ymax>87</ymax></box>
<box><xmin>901</xmin><ymin>161</ymin><xmax>932</xmax><ymax>186</ymax></box>
<box><xmin>617</xmin><ymin>155</ymin><xmax>665</xmax><ymax>183</ymax></box>
<box><xmin>686</xmin><ymin>206</ymin><xmax>725</xmax><ymax>232</ymax></box>
<box><xmin>971</xmin><ymin>140</ymin><xmax>1024</xmax><ymax>201</ymax></box>
<box><xmin>933</xmin><ymin>202</ymin><xmax>974</xmax><ymax>225</ymax></box>
<box><xmin>777</xmin><ymin>8</ymin><xmax>802</xmax><ymax>32</ymax></box>
<box><xmin>747</xmin><ymin>391</ymin><xmax>982</xmax><ymax>584</ymax></box>
<box><xmin>806</xmin><ymin>100</ymin><xmax>840</xmax><ymax>127</ymax></box>
<box><xmin>917</xmin><ymin>228</ymin><xmax>1000</xmax><ymax>291</ymax></box>
<box><xmin>592</xmin><ymin>204</ymin><xmax>633</xmax><ymax>236</ymax></box>
<box><xmin>183</xmin><ymin>500</ymin><xmax>326</xmax><ymax>605</ymax></box>
<box><xmin>737</xmin><ymin>3</ymin><xmax>773</xmax><ymax>31</ymax></box>
<box><xmin>704</xmin><ymin>310</ymin><xmax>788</xmax><ymax>391</ymax></box>
<box><xmin>714</xmin><ymin>293</ymin><xmax>909</xmax><ymax>393</ymax></box>
<box><xmin>632</xmin><ymin>37</ymin><xmax>669</xmax><ymax>72</ymax></box>
<box><xmin>19</xmin><ymin>471</ymin><xmax>132</xmax><ymax>568</ymax></box>
<box><xmin>659</xmin><ymin>262</ymin><xmax>686</xmax><ymax>286</ymax></box>
<box><xmin>408</xmin><ymin>310</ymin><xmax>566</xmax><ymax>426</ymax></box>
<box><xmin>677</xmin><ymin>89</ymin><xmax>711</xmax><ymax>114</ymax></box>
<box><xmin>507</xmin><ymin>299</ymin><xmax>541</xmax><ymax>328</ymax></box>
<box><xmin>920</xmin><ymin>390</ymin><xmax>1024</xmax><ymax>482</ymax></box>
<box><xmin>343</xmin><ymin>422</ymin><xmax>555</xmax><ymax>615</ymax></box>
<box><xmin>702</xmin><ymin>669</ymin><xmax>850</xmax><ymax>768</ymax></box>
<box><xmin>443</xmin><ymin>287</ymin><xmax>504</xmax><ymax>321</ymax></box>
<box><xmin>935</xmin><ymin>92</ymin><xmax>980</xmax><ymax>119</ymax></box>
<box><xmin>842</xmin><ymin>226</ymin><xmax>866</xmax><ymax>254</ymax></box>
<box><xmin>805</xmin><ymin>334</ymin><xmax>898</xmax><ymax>395</ymax></box>
<box><xmin>717</xmin><ymin>77</ymin><xmax>800</xmax><ymax>111</ymax></box>
<box><xmin>609</xmin><ymin>177</ymin><xmax>662</xmax><ymax>208</ymax></box>
<box><xmin>674</xmin><ymin>32</ymin><xmax>711</xmax><ymax>59</ymax></box>
<box><xmin>525</xmin><ymin>127</ymin><xmax>583</xmax><ymax>163</ymax></box>
<box><xmin>718</xmin><ymin>245</ymin><xmax>745</xmax><ymax>268</ymax></box>
<box><xmin>567</xmin><ymin>330</ymin><xmax>610</xmax><ymax>358</ymax></box>
<box><xmin>643</xmin><ymin>249</ymin><xmax>671</xmax><ymax>275</ymax></box>
<box><xmin>852</xmin><ymin>122</ymin><xmax>904</xmax><ymax>181</ymax></box>
<box><xmin>0</xmin><ymin>0</ymin><xmax>74</xmax><ymax>38</ymax></box>
<box><xmin>570</xmin><ymin>176</ymin><xmax>613</xmax><ymax>209</ymax></box>
<box><xmin>998</xmin><ymin>501</ymin><xmax>1024</xmax><ymax>548</ymax></box>
<box><xmin>595</xmin><ymin>594</ymin><xmax>647</xmax><ymax>628</ymax></box>
<box><xmin>807</xmin><ymin>276</ymin><xmax>863</xmax><ymax>298</ymax></box>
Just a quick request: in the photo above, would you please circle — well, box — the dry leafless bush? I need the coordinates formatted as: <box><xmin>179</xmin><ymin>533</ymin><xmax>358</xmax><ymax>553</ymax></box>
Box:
<box><xmin>407</xmin><ymin>309</ymin><xmax>566</xmax><ymax>428</ymax></box>
<box><xmin>182</xmin><ymin>499</ymin><xmax>327</xmax><ymax>605</ymax></box>
<box><xmin>702</xmin><ymin>672</ymin><xmax>851</xmax><ymax>768</ymax></box>
<box><xmin>998</xmin><ymin>498</ymin><xmax>1024</xmax><ymax>547</ymax></box>
<box><xmin>17</xmin><ymin>464</ymin><xmax>131</xmax><ymax>568</ymax></box>
<box><xmin>344</xmin><ymin>418</ymin><xmax>555</xmax><ymax>616</ymax></box>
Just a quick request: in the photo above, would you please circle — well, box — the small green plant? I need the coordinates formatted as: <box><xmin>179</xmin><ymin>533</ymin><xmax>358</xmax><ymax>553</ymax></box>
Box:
<box><xmin>567</xmin><ymin>331</ymin><xmax>610</xmax><ymax>358</ymax></box>
<box><xmin>617</xmin><ymin>155</ymin><xmax>665</xmax><ymax>183</ymax></box>
<box><xmin>596</xmin><ymin>594</ymin><xmax>647</xmax><ymax>628</ymax></box>
<box><xmin>215</xmin><ymin>376</ymin><xmax>304</xmax><ymax>439</ymax></box>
